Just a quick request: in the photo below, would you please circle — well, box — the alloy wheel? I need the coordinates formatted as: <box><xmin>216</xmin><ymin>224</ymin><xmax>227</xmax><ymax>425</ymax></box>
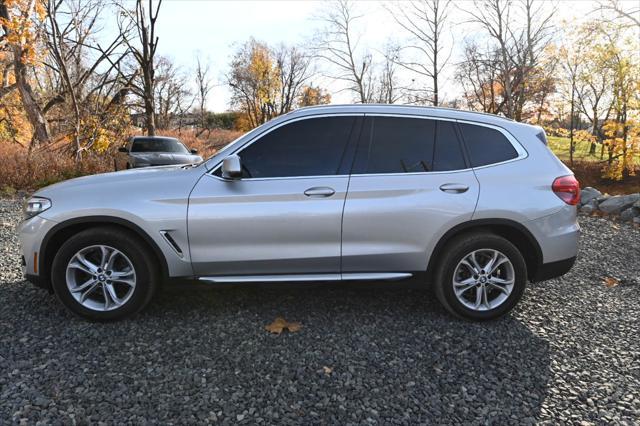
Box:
<box><xmin>452</xmin><ymin>249</ymin><xmax>515</xmax><ymax>312</ymax></box>
<box><xmin>65</xmin><ymin>245</ymin><xmax>137</xmax><ymax>312</ymax></box>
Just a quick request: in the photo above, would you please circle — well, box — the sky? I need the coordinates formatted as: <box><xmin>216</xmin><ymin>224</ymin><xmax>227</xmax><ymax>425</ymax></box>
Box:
<box><xmin>140</xmin><ymin>0</ymin><xmax>624</xmax><ymax>112</ymax></box>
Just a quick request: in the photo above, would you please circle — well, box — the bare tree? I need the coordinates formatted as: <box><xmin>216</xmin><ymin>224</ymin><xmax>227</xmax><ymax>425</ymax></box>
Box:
<box><xmin>374</xmin><ymin>42</ymin><xmax>404</xmax><ymax>104</ymax></box>
<box><xmin>461</xmin><ymin>0</ymin><xmax>556</xmax><ymax>120</ymax></box>
<box><xmin>456</xmin><ymin>41</ymin><xmax>501</xmax><ymax>113</ymax></box>
<box><xmin>45</xmin><ymin>0</ymin><xmax>129</xmax><ymax>158</ymax></box>
<box><xmin>154</xmin><ymin>56</ymin><xmax>192</xmax><ymax>130</ymax></box>
<box><xmin>274</xmin><ymin>44</ymin><xmax>313</xmax><ymax>114</ymax></box>
<box><xmin>596</xmin><ymin>0</ymin><xmax>640</xmax><ymax>28</ymax></box>
<box><xmin>194</xmin><ymin>54</ymin><xmax>212</xmax><ymax>135</ymax></box>
<box><xmin>314</xmin><ymin>0</ymin><xmax>374</xmax><ymax>103</ymax></box>
<box><xmin>114</xmin><ymin>0</ymin><xmax>162</xmax><ymax>136</ymax></box>
<box><xmin>386</xmin><ymin>0</ymin><xmax>452</xmax><ymax>105</ymax></box>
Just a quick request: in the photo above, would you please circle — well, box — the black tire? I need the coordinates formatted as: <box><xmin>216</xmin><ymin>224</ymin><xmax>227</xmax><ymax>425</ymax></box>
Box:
<box><xmin>51</xmin><ymin>227</ymin><xmax>158</xmax><ymax>321</ymax></box>
<box><xmin>433</xmin><ymin>232</ymin><xmax>527</xmax><ymax>321</ymax></box>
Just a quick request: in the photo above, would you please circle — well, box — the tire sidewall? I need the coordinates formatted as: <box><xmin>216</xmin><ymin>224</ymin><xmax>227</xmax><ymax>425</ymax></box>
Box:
<box><xmin>51</xmin><ymin>229</ymin><xmax>155</xmax><ymax>321</ymax></box>
<box><xmin>438</xmin><ymin>235</ymin><xmax>527</xmax><ymax>321</ymax></box>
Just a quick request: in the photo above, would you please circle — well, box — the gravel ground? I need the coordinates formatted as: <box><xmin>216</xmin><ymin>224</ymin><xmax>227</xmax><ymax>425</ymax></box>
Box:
<box><xmin>0</xmin><ymin>198</ymin><xmax>639</xmax><ymax>425</ymax></box>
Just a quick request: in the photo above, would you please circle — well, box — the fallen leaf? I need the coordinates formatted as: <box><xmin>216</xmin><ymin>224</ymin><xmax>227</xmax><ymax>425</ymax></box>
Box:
<box><xmin>603</xmin><ymin>277</ymin><xmax>619</xmax><ymax>288</ymax></box>
<box><xmin>265</xmin><ymin>317</ymin><xmax>302</xmax><ymax>334</ymax></box>
<box><xmin>322</xmin><ymin>366</ymin><xmax>333</xmax><ymax>375</ymax></box>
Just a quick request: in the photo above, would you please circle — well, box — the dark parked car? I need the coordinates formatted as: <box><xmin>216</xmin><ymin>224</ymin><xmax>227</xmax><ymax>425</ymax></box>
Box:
<box><xmin>116</xmin><ymin>136</ymin><xmax>203</xmax><ymax>169</ymax></box>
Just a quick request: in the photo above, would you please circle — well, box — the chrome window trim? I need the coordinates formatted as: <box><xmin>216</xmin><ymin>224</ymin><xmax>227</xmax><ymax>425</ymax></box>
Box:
<box><xmin>208</xmin><ymin>112</ymin><xmax>528</xmax><ymax>182</ymax></box>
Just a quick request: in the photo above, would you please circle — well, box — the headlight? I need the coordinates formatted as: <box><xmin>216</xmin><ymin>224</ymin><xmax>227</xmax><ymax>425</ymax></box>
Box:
<box><xmin>24</xmin><ymin>197</ymin><xmax>51</xmax><ymax>220</ymax></box>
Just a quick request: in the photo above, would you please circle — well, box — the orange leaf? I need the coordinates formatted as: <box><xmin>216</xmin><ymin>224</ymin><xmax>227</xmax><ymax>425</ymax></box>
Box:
<box><xmin>603</xmin><ymin>277</ymin><xmax>619</xmax><ymax>288</ymax></box>
<box><xmin>265</xmin><ymin>317</ymin><xmax>302</xmax><ymax>334</ymax></box>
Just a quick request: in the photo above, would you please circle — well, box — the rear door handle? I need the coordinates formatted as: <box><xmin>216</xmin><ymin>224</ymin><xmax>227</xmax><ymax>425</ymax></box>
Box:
<box><xmin>304</xmin><ymin>187</ymin><xmax>335</xmax><ymax>197</ymax></box>
<box><xmin>439</xmin><ymin>183</ymin><xmax>469</xmax><ymax>194</ymax></box>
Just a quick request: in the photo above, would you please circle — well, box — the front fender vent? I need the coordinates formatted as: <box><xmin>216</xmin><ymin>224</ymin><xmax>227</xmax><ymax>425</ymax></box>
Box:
<box><xmin>160</xmin><ymin>230</ymin><xmax>184</xmax><ymax>258</ymax></box>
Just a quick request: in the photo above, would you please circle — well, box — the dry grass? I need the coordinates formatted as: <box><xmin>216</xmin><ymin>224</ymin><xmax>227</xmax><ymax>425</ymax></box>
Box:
<box><xmin>0</xmin><ymin>128</ymin><xmax>241</xmax><ymax>193</ymax></box>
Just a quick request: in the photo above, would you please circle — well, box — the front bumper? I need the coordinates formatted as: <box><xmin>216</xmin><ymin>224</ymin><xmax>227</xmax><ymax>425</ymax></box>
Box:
<box><xmin>19</xmin><ymin>215</ymin><xmax>58</xmax><ymax>286</ymax></box>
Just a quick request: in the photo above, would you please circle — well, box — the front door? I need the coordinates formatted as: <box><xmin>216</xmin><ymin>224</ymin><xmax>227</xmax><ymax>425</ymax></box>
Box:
<box><xmin>188</xmin><ymin>115</ymin><xmax>361</xmax><ymax>277</ymax></box>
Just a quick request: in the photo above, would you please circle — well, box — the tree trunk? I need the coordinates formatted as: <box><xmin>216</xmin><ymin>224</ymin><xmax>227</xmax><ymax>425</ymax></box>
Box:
<box><xmin>7</xmin><ymin>45</ymin><xmax>49</xmax><ymax>146</ymax></box>
<box><xmin>569</xmin><ymin>77</ymin><xmax>575</xmax><ymax>167</ymax></box>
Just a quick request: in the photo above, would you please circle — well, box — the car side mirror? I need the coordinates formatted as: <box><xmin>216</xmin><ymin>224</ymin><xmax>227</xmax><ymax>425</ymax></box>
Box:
<box><xmin>221</xmin><ymin>155</ymin><xmax>242</xmax><ymax>179</ymax></box>
<box><xmin>190</xmin><ymin>148</ymin><xmax>198</xmax><ymax>154</ymax></box>
<box><xmin>118</xmin><ymin>147</ymin><xmax>128</xmax><ymax>153</ymax></box>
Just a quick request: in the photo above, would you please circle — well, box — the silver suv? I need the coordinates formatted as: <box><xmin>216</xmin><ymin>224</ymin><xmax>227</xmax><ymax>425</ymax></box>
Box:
<box><xmin>19</xmin><ymin>105</ymin><xmax>580</xmax><ymax>321</ymax></box>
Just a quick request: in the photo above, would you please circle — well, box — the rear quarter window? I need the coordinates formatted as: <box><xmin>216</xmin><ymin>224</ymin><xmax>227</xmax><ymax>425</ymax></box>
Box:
<box><xmin>459</xmin><ymin>123</ymin><xmax>518</xmax><ymax>167</ymax></box>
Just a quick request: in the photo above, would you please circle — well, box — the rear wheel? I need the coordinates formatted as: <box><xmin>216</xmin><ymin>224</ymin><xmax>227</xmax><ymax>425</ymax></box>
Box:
<box><xmin>51</xmin><ymin>227</ymin><xmax>158</xmax><ymax>321</ymax></box>
<box><xmin>434</xmin><ymin>232</ymin><xmax>527</xmax><ymax>321</ymax></box>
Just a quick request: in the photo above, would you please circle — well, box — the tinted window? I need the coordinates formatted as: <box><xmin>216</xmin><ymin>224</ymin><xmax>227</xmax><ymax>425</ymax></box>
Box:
<box><xmin>433</xmin><ymin>121</ymin><xmax>466</xmax><ymax>171</ymax></box>
<box><xmin>360</xmin><ymin>117</ymin><xmax>435</xmax><ymax>173</ymax></box>
<box><xmin>353</xmin><ymin>117</ymin><xmax>466</xmax><ymax>174</ymax></box>
<box><xmin>237</xmin><ymin>116</ymin><xmax>355</xmax><ymax>178</ymax></box>
<box><xmin>459</xmin><ymin>123</ymin><xmax>518</xmax><ymax>167</ymax></box>
<box><xmin>131</xmin><ymin>138</ymin><xmax>188</xmax><ymax>153</ymax></box>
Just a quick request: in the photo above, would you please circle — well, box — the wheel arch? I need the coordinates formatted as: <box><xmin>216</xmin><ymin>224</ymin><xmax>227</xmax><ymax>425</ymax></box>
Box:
<box><xmin>38</xmin><ymin>216</ymin><xmax>169</xmax><ymax>290</ymax></box>
<box><xmin>426</xmin><ymin>219</ymin><xmax>543</xmax><ymax>282</ymax></box>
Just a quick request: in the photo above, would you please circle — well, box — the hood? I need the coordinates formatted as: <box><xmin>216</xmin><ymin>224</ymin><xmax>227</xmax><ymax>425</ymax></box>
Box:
<box><xmin>36</xmin><ymin>164</ymin><xmax>201</xmax><ymax>198</ymax></box>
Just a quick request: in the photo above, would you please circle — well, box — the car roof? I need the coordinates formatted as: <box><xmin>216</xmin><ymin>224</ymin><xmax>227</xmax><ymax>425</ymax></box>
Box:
<box><xmin>285</xmin><ymin>104</ymin><xmax>515</xmax><ymax>127</ymax></box>
<box><xmin>131</xmin><ymin>136</ymin><xmax>180</xmax><ymax>141</ymax></box>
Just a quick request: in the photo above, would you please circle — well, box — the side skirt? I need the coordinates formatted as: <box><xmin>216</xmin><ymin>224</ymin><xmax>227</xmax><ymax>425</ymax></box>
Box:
<box><xmin>197</xmin><ymin>272</ymin><xmax>412</xmax><ymax>284</ymax></box>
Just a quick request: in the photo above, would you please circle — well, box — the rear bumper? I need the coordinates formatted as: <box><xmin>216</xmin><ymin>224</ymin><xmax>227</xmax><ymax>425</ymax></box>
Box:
<box><xmin>531</xmin><ymin>256</ymin><xmax>576</xmax><ymax>282</ymax></box>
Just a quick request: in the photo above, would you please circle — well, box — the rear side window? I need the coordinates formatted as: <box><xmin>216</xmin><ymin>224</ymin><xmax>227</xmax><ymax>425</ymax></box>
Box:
<box><xmin>459</xmin><ymin>123</ymin><xmax>518</xmax><ymax>167</ymax></box>
<box><xmin>353</xmin><ymin>117</ymin><xmax>466</xmax><ymax>174</ymax></box>
<box><xmin>236</xmin><ymin>116</ymin><xmax>355</xmax><ymax>178</ymax></box>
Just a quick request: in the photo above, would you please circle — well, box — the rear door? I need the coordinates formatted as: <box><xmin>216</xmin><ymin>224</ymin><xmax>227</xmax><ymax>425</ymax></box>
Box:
<box><xmin>341</xmin><ymin>115</ymin><xmax>480</xmax><ymax>273</ymax></box>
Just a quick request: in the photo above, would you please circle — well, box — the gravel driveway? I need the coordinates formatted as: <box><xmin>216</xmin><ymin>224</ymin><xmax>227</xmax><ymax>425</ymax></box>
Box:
<box><xmin>1</xmin><ymin>198</ymin><xmax>639</xmax><ymax>425</ymax></box>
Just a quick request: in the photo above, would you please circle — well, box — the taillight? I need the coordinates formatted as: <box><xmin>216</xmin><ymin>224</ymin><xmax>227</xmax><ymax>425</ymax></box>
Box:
<box><xmin>552</xmin><ymin>175</ymin><xmax>580</xmax><ymax>205</ymax></box>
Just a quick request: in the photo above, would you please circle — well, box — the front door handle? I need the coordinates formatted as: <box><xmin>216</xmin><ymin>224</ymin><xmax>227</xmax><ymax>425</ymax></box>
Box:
<box><xmin>439</xmin><ymin>183</ymin><xmax>469</xmax><ymax>194</ymax></box>
<box><xmin>304</xmin><ymin>187</ymin><xmax>335</xmax><ymax>197</ymax></box>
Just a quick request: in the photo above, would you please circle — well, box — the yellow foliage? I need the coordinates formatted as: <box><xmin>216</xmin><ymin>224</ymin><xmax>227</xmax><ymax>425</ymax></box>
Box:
<box><xmin>601</xmin><ymin>120</ymin><xmax>640</xmax><ymax>180</ymax></box>
<box><xmin>0</xmin><ymin>0</ymin><xmax>47</xmax><ymax>66</ymax></box>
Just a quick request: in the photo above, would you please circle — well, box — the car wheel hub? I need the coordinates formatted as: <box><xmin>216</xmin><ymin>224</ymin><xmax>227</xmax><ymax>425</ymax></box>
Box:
<box><xmin>452</xmin><ymin>249</ymin><xmax>515</xmax><ymax>312</ymax></box>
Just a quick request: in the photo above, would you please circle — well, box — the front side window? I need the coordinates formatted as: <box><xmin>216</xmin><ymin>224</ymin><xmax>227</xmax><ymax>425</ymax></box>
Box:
<box><xmin>131</xmin><ymin>138</ymin><xmax>188</xmax><ymax>153</ymax></box>
<box><xmin>235</xmin><ymin>116</ymin><xmax>356</xmax><ymax>178</ymax></box>
<box><xmin>353</xmin><ymin>117</ymin><xmax>466</xmax><ymax>174</ymax></box>
<box><xmin>459</xmin><ymin>123</ymin><xmax>518</xmax><ymax>167</ymax></box>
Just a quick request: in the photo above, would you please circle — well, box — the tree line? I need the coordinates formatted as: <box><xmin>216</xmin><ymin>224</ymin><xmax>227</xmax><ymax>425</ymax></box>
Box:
<box><xmin>0</xmin><ymin>0</ymin><xmax>638</xmax><ymax>178</ymax></box>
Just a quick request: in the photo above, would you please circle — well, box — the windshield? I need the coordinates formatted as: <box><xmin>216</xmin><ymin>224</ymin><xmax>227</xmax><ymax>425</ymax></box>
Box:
<box><xmin>131</xmin><ymin>138</ymin><xmax>189</xmax><ymax>153</ymax></box>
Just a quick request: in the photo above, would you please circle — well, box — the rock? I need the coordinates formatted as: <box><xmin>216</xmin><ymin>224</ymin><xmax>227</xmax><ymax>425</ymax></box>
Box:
<box><xmin>619</xmin><ymin>208</ymin><xmax>636</xmax><ymax>222</ymax></box>
<box><xmin>580</xmin><ymin>204</ymin><xmax>595</xmax><ymax>214</ymax></box>
<box><xmin>633</xmin><ymin>216</ymin><xmax>640</xmax><ymax>225</ymax></box>
<box><xmin>598</xmin><ymin>194</ymin><xmax>640</xmax><ymax>214</ymax></box>
<box><xmin>580</xmin><ymin>187</ymin><xmax>602</xmax><ymax>206</ymax></box>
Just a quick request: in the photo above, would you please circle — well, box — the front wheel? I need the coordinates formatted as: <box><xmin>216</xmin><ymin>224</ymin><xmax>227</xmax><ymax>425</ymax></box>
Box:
<box><xmin>434</xmin><ymin>232</ymin><xmax>527</xmax><ymax>321</ymax></box>
<box><xmin>51</xmin><ymin>227</ymin><xmax>158</xmax><ymax>321</ymax></box>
